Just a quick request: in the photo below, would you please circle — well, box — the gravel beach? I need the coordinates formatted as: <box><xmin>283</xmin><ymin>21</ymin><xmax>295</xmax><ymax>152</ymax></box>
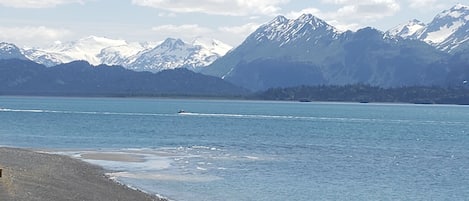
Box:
<box><xmin>0</xmin><ymin>147</ymin><xmax>165</xmax><ymax>201</ymax></box>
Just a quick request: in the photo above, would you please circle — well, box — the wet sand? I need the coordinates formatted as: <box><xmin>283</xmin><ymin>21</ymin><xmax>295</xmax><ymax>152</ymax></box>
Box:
<box><xmin>0</xmin><ymin>147</ymin><xmax>165</xmax><ymax>201</ymax></box>
<box><xmin>80</xmin><ymin>152</ymin><xmax>146</xmax><ymax>162</ymax></box>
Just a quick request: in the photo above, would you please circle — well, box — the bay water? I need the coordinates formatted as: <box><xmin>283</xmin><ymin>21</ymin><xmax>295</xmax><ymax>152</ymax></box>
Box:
<box><xmin>1</xmin><ymin>96</ymin><xmax>469</xmax><ymax>200</ymax></box>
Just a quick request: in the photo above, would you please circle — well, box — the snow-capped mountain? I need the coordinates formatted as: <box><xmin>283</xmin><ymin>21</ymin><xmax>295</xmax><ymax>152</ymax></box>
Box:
<box><xmin>203</xmin><ymin>14</ymin><xmax>341</xmax><ymax>79</ymax></box>
<box><xmin>97</xmin><ymin>41</ymin><xmax>154</xmax><ymax>65</ymax></box>
<box><xmin>24</xmin><ymin>36</ymin><xmax>150</xmax><ymax>66</ymax></box>
<box><xmin>203</xmin><ymin>13</ymin><xmax>447</xmax><ymax>90</ymax></box>
<box><xmin>387</xmin><ymin>3</ymin><xmax>469</xmax><ymax>53</ymax></box>
<box><xmin>0</xmin><ymin>42</ymin><xmax>28</xmax><ymax>60</ymax></box>
<box><xmin>21</xmin><ymin>35</ymin><xmax>232</xmax><ymax>72</ymax></box>
<box><xmin>386</xmin><ymin>19</ymin><xmax>426</xmax><ymax>38</ymax></box>
<box><xmin>22</xmin><ymin>48</ymin><xmax>66</xmax><ymax>67</ymax></box>
<box><xmin>416</xmin><ymin>3</ymin><xmax>469</xmax><ymax>52</ymax></box>
<box><xmin>127</xmin><ymin>37</ymin><xmax>232</xmax><ymax>72</ymax></box>
<box><xmin>250</xmin><ymin>14</ymin><xmax>340</xmax><ymax>47</ymax></box>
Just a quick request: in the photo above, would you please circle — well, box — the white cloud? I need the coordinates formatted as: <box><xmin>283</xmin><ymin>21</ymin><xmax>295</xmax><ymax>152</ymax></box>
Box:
<box><xmin>328</xmin><ymin>21</ymin><xmax>361</xmax><ymax>32</ymax></box>
<box><xmin>157</xmin><ymin>12</ymin><xmax>177</xmax><ymax>17</ymax></box>
<box><xmin>407</xmin><ymin>0</ymin><xmax>447</xmax><ymax>11</ymax></box>
<box><xmin>332</xmin><ymin>0</ymin><xmax>400</xmax><ymax>20</ymax></box>
<box><xmin>218</xmin><ymin>23</ymin><xmax>260</xmax><ymax>35</ymax></box>
<box><xmin>218</xmin><ymin>23</ymin><xmax>262</xmax><ymax>45</ymax></box>
<box><xmin>149</xmin><ymin>23</ymin><xmax>260</xmax><ymax>47</ymax></box>
<box><xmin>152</xmin><ymin>24</ymin><xmax>212</xmax><ymax>36</ymax></box>
<box><xmin>0</xmin><ymin>26</ymin><xmax>71</xmax><ymax>47</ymax></box>
<box><xmin>0</xmin><ymin>0</ymin><xmax>85</xmax><ymax>8</ymax></box>
<box><xmin>284</xmin><ymin>0</ymin><xmax>400</xmax><ymax>31</ymax></box>
<box><xmin>285</xmin><ymin>7</ymin><xmax>361</xmax><ymax>31</ymax></box>
<box><xmin>286</xmin><ymin>7</ymin><xmax>321</xmax><ymax>19</ymax></box>
<box><xmin>408</xmin><ymin>0</ymin><xmax>435</xmax><ymax>8</ymax></box>
<box><xmin>132</xmin><ymin>0</ymin><xmax>289</xmax><ymax>16</ymax></box>
<box><xmin>150</xmin><ymin>24</ymin><xmax>214</xmax><ymax>43</ymax></box>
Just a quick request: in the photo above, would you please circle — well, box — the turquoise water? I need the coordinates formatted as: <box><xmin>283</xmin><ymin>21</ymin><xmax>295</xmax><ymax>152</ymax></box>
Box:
<box><xmin>1</xmin><ymin>96</ymin><xmax>469</xmax><ymax>200</ymax></box>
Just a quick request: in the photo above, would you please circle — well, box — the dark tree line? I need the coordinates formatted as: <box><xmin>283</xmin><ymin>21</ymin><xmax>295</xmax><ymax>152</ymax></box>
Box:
<box><xmin>255</xmin><ymin>84</ymin><xmax>469</xmax><ymax>105</ymax></box>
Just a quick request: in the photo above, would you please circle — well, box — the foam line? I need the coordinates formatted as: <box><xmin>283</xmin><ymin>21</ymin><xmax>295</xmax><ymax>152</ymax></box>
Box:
<box><xmin>0</xmin><ymin>108</ymin><xmax>173</xmax><ymax>117</ymax></box>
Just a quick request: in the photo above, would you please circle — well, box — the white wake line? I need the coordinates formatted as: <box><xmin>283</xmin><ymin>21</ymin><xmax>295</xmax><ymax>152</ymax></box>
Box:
<box><xmin>1</xmin><ymin>108</ymin><xmax>464</xmax><ymax>125</ymax></box>
<box><xmin>0</xmin><ymin>108</ymin><xmax>173</xmax><ymax>117</ymax></box>
<box><xmin>181</xmin><ymin>112</ymin><xmax>383</xmax><ymax>121</ymax></box>
<box><xmin>179</xmin><ymin>112</ymin><xmax>465</xmax><ymax>124</ymax></box>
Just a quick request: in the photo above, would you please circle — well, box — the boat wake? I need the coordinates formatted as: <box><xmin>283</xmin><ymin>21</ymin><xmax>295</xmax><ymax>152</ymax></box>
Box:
<box><xmin>2</xmin><ymin>107</ymin><xmax>464</xmax><ymax>125</ymax></box>
<box><xmin>0</xmin><ymin>108</ymin><xmax>172</xmax><ymax>117</ymax></box>
<box><xmin>178</xmin><ymin>111</ymin><xmax>466</xmax><ymax>125</ymax></box>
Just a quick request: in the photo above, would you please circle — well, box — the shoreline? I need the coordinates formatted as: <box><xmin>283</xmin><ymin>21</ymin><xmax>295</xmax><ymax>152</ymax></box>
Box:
<box><xmin>0</xmin><ymin>147</ymin><xmax>167</xmax><ymax>201</ymax></box>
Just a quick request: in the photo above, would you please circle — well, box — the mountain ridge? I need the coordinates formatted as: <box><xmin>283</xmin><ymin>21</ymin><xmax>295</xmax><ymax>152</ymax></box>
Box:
<box><xmin>20</xmin><ymin>36</ymin><xmax>232</xmax><ymax>72</ymax></box>
<box><xmin>202</xmin><ymin>12</ymin><xmax>455</xmax><ymax>91</ymax></box>
<box><xmin>1</xmin><ymin>3</ymin><xmax>468</xmax><ymax>93</ymax></box>
<box><xmin>0</xmin><ymin>59</ymin><xmax>247</xmax><ymax>96</ymax></box>
<box><xmin>387</xmin><ymin>3</ymin><xmax>469</xmax><ymax>53</ymax></box>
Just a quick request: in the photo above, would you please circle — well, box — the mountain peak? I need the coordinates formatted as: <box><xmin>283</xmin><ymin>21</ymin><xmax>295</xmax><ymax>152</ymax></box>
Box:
<box><xmin>0</xmin><ymin>42</ymin><xmax>28</xmax><ymax>60</ymax></box>
<box><xmin>297</xmin><ymin>14</ymin><xmax>321</xmax><ymax>24</ymax></box>
<box><xmin>160</xmin><ymin>38</ymin><xmax>185</xmax><ymax>48</ymax></box>
<box><xmin>411</xmin><ymin>3</ymin><xmax>469</xmax><ymax>51</ymax></box>
<box><xmin>453</xmin><ymin>3</ymin><xmax>469</xmax><ymax>10</ymax></box>
<box><xmin>127</xmin><ymin>37</ymin><xmax>232</xmax><ymax>72</ymax></box>
<box><xmin>192</xmin><ymin>37</ymin><xmax>217</xmax><ymax>46</ymax></box>
<box><xmin>191</xmin><ymin>37</ymin><xmax>232</xmax><ymax>56</ymax></box>
<box><xmin>436</xmin><ymin>3</ymin><xmax>469</xmax><ymax>20</ymax></box>
<box><xmin>296</xmin><ymin>14</ymin><xmax>335</xmax><ymax>32</ymax></box>
<box><xmin>388</xmin><ymin>3</ymin><xmax>469</xmax><ymax>52</ymax></box>
<box><xmin>269</xmin><ymin>15</ymin><xmax>288</xmax><ymax>25</ymax></box>
<box><xmin>410</xmin><ymin>19</ymin><xmax>424</xmax><ymax>24</ymax></box>
<box><xmin>386</xmin><ymin>19</ymin><xmax>425</xmax><ymax>38</ymax></box>
<box><xmin>0</xmin><ymin>42</ymin><xmax>16</xmax><ymax>50</ymax></box>
<box><xmin>251</xmin><ymin>14</ymin><xmax>337</xmax><ymax>46</ymax></box>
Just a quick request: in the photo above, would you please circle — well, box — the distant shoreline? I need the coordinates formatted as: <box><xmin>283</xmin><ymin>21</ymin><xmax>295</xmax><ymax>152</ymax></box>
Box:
<box><xmin>2</xmin><ymin>91</ymin><xmax>469</xmax><ymax>106</ymax></box>
<box><xmin>2</xmin><ymin>83</ymin><xmax>469</xmax><ymax>105</ymax></box>
<box><xmin>0</xmin><ymin>147</ymin><xmax>166</xmax><ymax>201</ymax></box>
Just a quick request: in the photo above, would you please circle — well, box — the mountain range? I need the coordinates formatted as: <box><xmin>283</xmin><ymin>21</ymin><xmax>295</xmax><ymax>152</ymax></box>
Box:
<box><xmin>202</xmin><ymin>4</ymin><xmax>469</xmax><ymax>90</ymax></box>
<box><xmin>0</xmin><ymin>4</ymin><xmax>469</xmax><ymax>93</ymax></box>
<box><xmin>386</xmin><ymin>3</ymin><xmax>469</xmax><ymax>53</ymax></box>
<box><xmin>19</xmin><ymin>36</ymin><xmax>232</xmax><ymax>72</ymax></box>
<box><xmin>0</xmin><ymin>59</ymin><xmax>246</xmax><ymax>96</ymax></box>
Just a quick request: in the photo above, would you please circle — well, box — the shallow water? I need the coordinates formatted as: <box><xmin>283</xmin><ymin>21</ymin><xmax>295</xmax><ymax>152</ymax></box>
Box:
<box><xmin>1</xmin><ymin>96</ymin><xmax>469</xmax><ymax>200</ymax></box>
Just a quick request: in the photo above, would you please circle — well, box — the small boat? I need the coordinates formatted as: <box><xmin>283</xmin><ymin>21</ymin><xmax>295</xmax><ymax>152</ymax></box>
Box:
<box><xmin>298</xmin><ymin>98</ymin><xmax>311</xmax><ymax>102</ymax></box>
<box><xmin>178</xmin><ymin>109</ymin><xmax>186</xmax><ymax>114</ymax></box>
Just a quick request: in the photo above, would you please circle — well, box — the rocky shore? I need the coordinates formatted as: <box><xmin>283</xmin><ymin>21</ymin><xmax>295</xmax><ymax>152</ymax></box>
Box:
<box><xmin>0</xmin><ymin>147</ymin><xmax>165</xmax><ymax>201</ymax></box>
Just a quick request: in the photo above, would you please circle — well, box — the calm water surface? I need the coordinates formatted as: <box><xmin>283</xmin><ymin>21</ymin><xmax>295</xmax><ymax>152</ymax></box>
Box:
<box><xmin>1</xmin><ymin>96</ymin><xmax>469</xmax><ymax>201</ymax></box>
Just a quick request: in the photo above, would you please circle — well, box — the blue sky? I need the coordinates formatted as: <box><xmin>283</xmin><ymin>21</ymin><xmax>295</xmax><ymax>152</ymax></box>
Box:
<box><xmin>0</xmin><ymin>0</ymin><xmax>463</xmax><ymax>47</ymax></box>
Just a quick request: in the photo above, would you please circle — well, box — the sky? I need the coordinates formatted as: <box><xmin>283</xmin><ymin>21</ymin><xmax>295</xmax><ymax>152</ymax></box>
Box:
<box><xmin>0</xmin><ymin>0</ymin><xmax>464</xmax><ymax>48</ymax></box>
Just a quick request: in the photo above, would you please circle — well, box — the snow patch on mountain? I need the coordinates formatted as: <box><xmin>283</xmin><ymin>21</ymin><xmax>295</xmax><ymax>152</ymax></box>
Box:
<box><xmin>387</xmin><ymin>3</ymin><xmax>469</xmax><ymax>53</ymax></box>
<box><xmin>192</xmin><ymin>37</ymin><xmax>232</xmax><ymax>58</ymax></box>
<box><xmin>42</xmin><ymin>36</ymin><xmax>146</xmax><ymax>65</ymax></box>
<box><xmin>0</xmin><ymin>42</ymin><xmax>28</xmax><ymax>60</ymax></box>
<box><xmin>19</xmin><ymin>35</ymin><xmax>231</xmax><ymax>72</ymax></box>
<box><xmin>0</xmin><ymin>42</ymin><xmax>17</xmax><ymax>51</ymax></box>
<box><xmin>22</xmin><ymin>36</ymin><xmax>150</xmax><ymax>66</ymax></box>
<box><xmin>22</xmin><ymin>49</ymin><xmax>64</xmax><ymax>66</ymax></box>
<box><xmin>98</xmin><ymin>42</ymin><xmax>150</xmax><ymax>65</ymax></box>
<box><xmin>127</xmin><ymin>38</ymin><xmax>189</xmax><ymax>71</ymax></box>
<box><xmin>127</xmin><ymin>37</ymin><xmax>232</xmax><ymax>72</ymax></box>
<box><xmin>386</xmin><ymin>19</ymin><xmax>425</xmax><ymax>38</ymax></box>
<box><xmin>253</xmin><ymin>14</ymin><xmax>340</xmax><ymax>47</ymax></box>
<box><xmin>423</xmin><ymin>20</ymin><xmax>465</xmax><ymax>44</ymax></box>
<box><xmin>439</xmin><ymin>3</ymin><xmax>468</xmax><ymax>18</ymax></box>
<box><xmin>23</xmin><ymin>36</ymin><xmax>232</xmax><ymax>72</ymax></box>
